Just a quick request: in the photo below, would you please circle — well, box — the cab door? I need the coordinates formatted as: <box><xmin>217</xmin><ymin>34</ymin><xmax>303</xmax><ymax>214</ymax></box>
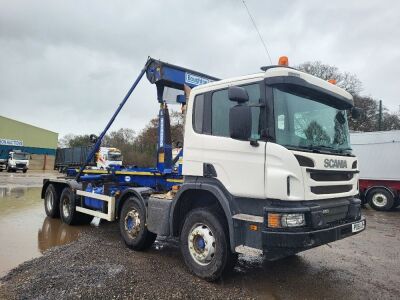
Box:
<box><xmin>200</xmin><ymin>82</ymin><xmax>266</xmax><ymax>199</ymax></box>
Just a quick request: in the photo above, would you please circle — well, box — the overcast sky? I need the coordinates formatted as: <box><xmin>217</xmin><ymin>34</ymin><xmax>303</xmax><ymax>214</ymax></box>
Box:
<box><xmin>1</xmin><ymin>0</ymin><xmax>399</xmax><ymax>138</ymax></box>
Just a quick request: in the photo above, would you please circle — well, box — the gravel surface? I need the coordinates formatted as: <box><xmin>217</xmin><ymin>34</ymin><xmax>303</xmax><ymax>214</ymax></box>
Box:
<box><xmin>1</xmin><ymin>207</ymin><xmax>400</xmax><ymax>299</ymax></box>
<box><xmin>0</xmin><ymin>222</ymin><xmax>252</xmax><ymax>300</ymax></box>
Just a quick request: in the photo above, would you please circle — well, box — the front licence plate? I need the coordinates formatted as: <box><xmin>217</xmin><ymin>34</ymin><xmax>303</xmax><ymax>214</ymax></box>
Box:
<box><xmin>352</xmin><ymin>220</ymin><xmax>365</xmax><ymax>233</ymax></box>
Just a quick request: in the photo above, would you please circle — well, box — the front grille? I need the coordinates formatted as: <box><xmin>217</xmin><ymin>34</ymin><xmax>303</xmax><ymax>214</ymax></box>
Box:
<box><xmin>311</xmin><ymin>185</ymin><xmax>352</xmax><ymax>194</ymax></box>
<box><xmin>16</xmin><ymin>164</ymin><xmax>25</xmax><ymax>168</ymax></box>
<box><xmin>310</xmin><ymin>171</ymin><xmax>354</xmax><ymax>182</ymax></box>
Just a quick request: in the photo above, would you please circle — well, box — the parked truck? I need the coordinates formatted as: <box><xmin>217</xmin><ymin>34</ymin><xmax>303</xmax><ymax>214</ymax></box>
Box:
<box><xmin>0</xmin><ymin>149</ymin><xmax>30</xmax><ymax>173</ymax></box>
<box><xmin>351</xmin><ymin>130</ymin><xmax>400</xmax><ymax>211</ymax></box>
<box><xmin>41</xmin><ymin>57</ymin><xmax>365</xmax><ymax>281</ymax></box>
<box><xmin>55</xmin><ymin>146</ymin><xmax>123</xmax><ymax>172</ymax></box>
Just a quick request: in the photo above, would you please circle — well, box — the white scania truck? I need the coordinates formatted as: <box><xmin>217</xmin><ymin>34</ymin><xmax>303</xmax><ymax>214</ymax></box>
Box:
<box><xmin>41</xmin><ymin>57</ymin><xmax>365</xmax><ymax>281</ymax></box>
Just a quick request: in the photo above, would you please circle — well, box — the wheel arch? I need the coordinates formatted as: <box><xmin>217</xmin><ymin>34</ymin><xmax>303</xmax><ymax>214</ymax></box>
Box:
<box><xmin>41</xmin><ymin>180</ymin><xmax>72</xmax><ymax>199</ymax></box>
<box><xmin>365</xmin><ymin>185</ymin><xmax>396</xmax><ymax>200</ymax></box>
<box><xmin>170</xmin><ymin>183</ymin><xmax>236</xmax><ymax>252</ymax></box>
<box><xmin>116</xmin><ymin>187</ymin><xmax>153</xmax><ymax>219</ymax></box>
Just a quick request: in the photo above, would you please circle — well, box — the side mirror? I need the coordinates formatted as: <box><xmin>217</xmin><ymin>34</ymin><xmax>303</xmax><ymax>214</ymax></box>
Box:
<box><xmin>228</xmin><ymin>86</ymin><xmax>249</xmax><ymax>103</ymax></box>
<box><xmin>351</xmin><ymin>107</ymin><xmax>363</xmax><ymax>120</ymax></box>
<box><xmin>89</xmin><ymin>134</ymin><xmax>98</xmax><ymax>144</ymax></box>
<box><xmin>229</xmin><ymin>105</ymin><xmax>252</xmax><ymax>141</ymax></box>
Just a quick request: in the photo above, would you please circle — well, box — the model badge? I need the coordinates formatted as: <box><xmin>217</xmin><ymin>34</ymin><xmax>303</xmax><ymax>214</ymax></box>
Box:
<box><xmin>324</xmin><ymin>158</ymin><xmax>347</xmax><ymax>168</ymax></box>
<box><xmin>322</xmin><ymin>209</ymin><xmax>330</xmax><ymax>215</ymax></box>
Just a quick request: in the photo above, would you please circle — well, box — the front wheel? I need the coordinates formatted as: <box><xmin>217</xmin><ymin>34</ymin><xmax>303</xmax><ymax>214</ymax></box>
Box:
<box><xmin>180</xmin><ymin>208</ymin><xmax>236</xmax><ymax>281</ymax></box>
<box><xmin>367</xmin><ymin>188</ymin><xmax>394</xmax><ymax>211</ymax></box>
<box><xmin>119</xmin><ymin>197</ymin><xmax>156</xmax><ymax>250</ymax></box>
<box><xmin>23</xmin><ymin>169</ymin><xmax>27</xmax><ymax>173</ymax></box>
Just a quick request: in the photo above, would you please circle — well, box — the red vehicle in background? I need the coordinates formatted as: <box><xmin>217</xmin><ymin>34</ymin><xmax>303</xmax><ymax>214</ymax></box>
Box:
<box><xmin>351</xmin><ymin>130</ymin><xmax>400</xmax><ymax>211</ymax></box>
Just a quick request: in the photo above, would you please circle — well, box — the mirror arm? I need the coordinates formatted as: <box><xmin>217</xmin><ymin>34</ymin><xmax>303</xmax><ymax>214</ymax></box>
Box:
<box><xmin>249</xmin><ymin>138</ymin><xmax>259</xmax><ymax>147</ymax></box>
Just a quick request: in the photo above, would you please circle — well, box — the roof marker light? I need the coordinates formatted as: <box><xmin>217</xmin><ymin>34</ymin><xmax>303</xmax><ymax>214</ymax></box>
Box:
<box><xmin>328</xmin><ymin>79</ymin><xmax>337</xmax><ymax>84</ymax></box>
<box><xmin>278</xmin><ymin>56</ymin><xmax>289</xmax><ymax>66</ymax></box>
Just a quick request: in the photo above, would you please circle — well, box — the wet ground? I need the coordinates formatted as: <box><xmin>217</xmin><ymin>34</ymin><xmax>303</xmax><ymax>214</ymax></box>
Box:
<box><xmin>0</xmin><ymin>171</ymin><xmax>88</xmax><ymax>277</ymax></box>
<box><xmin>0</xmin><ymin>173</ymin><xmax>399</xmax><ymax>299</ymax></box>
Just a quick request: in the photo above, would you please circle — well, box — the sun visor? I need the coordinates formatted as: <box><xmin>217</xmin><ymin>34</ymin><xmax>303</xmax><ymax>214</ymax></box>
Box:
<box><xmin>265</xmin><ymin>76</ymin><xmax>354</xmax><ymax>109</ymax></box>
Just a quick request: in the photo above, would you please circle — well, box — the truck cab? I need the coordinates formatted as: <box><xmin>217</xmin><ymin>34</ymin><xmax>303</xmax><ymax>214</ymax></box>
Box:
<box><xmin>180</xmin><ymin>63</ymin><xmax>364</xmax><ymax>261</ymax></box>
<box><xmin>0</xmin><ymin>150</ymin><xmax>30</xmax><ymax>173</ymax></box>
<box><xmin>96</xmin><ymin>147</ymin><xmax>123</xmax><ymax>169</ymax></box>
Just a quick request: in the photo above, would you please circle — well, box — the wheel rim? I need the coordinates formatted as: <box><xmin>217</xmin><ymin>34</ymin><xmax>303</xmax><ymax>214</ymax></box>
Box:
<box><xmin>188</xmin><ymin>223</ymin><xmax>216</xmax><ymax>266</ymax></box>
<box><xmin>372</xmin><ymin>193</ymin><xmax>388</xmax><ymax>207</ymax></box>
<box><xmin>46</xmin><ymin>191</ymin><xmax>54</xmax><ymax>212</ymax></box>
<box><xmin>124</xmin><ymin>209</ymin><xmax>141</xmax><ymax>239</ymax></box>
<box><xmin>62</xmin><ymin>196</ymin><xmax>71</xmax><ymax>218</ymax></box>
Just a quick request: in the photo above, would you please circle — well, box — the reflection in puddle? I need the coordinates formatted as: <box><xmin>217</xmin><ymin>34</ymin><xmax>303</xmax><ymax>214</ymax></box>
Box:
<box><xmin>0</xmin><ymin>186</ymin><xmax>28</xmax><ymax>198</ymax></box>
<box><xmin>37</xmin><ymin>217</ymin><xmax>81</xmax><ymax>254</ymax></box>
<box><xmin>0</xmin><ymin>186</ymin><xmax>87</xmax><ymax>277</ymax></box>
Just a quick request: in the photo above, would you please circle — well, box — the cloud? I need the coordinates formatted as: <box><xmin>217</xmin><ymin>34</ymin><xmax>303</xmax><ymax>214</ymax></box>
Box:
<box><xmin>0</xmin><ymin>0</ymin><xmax>399</xmax><ymax>137</ymax></box>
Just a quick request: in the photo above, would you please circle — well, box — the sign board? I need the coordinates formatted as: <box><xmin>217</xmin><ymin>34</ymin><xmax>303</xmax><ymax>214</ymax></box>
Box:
<box><xmin>0</xmin><ymin>138</ymin><xmax>23</xmax><ymax>147</ymax></box>
<box><xmin>185</xmin><ymin>72</ymin><xmax>214</xmax><ymax>86</ymax></box>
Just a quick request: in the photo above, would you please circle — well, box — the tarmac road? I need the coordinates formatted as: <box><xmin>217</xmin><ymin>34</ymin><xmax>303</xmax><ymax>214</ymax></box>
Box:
<box><xmin>0</xmin><ymin>172</ymin><xmax>399</xmax><ymax>299</ymax></box>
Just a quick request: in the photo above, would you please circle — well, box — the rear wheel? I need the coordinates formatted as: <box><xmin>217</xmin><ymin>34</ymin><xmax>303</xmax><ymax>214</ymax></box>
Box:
<box><xmin>367</xmin><ymin>188</ymin><xmax>394</xmax><ymax>211</ymax></box>
<box><xmin>392</xmin><ymin>198</ymin><xmax>400</xmax><ymax>210</ymax></box>
<box><xmin>59</xmin><ymin>187</ymin><xmax>93</xmax><ymax>225</ymax></box>
<box><xmin>180</xmin><ymin>208</ymin><xmax>236</xmax><ymax>281</ymax></box>
<box><xmin>119</xmin><ymin>196</ymin><xmax>156</xmax><ymax>250</ymax></box>
<box><xmin>44</xmin><ymin>184</ymin><xmax>60</xmax><ymax>218</ymax></box>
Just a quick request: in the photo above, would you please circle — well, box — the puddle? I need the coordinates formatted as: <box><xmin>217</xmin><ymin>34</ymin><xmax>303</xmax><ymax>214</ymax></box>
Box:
<box><xmin>0</xmin><ymin>187</ymin><xmax>86</xmax><ymax>277</ymax></box>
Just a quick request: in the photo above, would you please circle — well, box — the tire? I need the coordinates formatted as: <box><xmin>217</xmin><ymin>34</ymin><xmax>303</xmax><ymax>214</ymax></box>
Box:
<box><xmin>367</xmin><ymin>188</ymin><xmax>394</xmax><ymax>211</ymax></box>
<box><xmin>392</xmin><ymin>198</ymin><xmax>400</xmax><ymax>210</ymax></box>
<box><xmin>180</xmin><ymin>208</ymin><xmax>236</xmax><ymax>281</ymax></box>
<box><xmin>59</xmin><ymin>187</ymin><xmax>93</xmax><ymax>225</ymax></box>
<box><xmin>23</xmin><ymin>169</ymin><xmax>27</xmax><ymax>173</ymax></box>
<box><xmin>119</xmin><ymin>196</ymin><xmax>156</xmax><ymax>250</ymax></box>
<box><xmin>44</xmin><ymin>184</ymin><xmax>60</xmax><ymax>218</ymax></box>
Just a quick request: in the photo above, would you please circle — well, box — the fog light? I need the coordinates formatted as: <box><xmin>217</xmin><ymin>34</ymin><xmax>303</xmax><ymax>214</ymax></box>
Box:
<box><xmin>281</xmin><ymin>213</ymin><xmax>305</xmax><ymax>227</ymax></box>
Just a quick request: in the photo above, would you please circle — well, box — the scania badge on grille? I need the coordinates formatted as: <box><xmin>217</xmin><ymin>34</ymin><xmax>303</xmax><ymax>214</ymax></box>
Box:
<box><xmin>324</xmin><ymin>158</ymin><xmax>347</xmax><ymax>168</ymax></box>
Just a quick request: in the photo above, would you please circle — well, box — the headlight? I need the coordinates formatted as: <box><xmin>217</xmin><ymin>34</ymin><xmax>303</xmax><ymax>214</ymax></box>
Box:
<box><xmin>268</xmin><ymin>213</ymin><xmax>306</xmax><ymax>228</ymax></box>
<box><xmin>281</xmin><ymin>213</ymin><xmax>305</xmax><ymax>227</ymax></box>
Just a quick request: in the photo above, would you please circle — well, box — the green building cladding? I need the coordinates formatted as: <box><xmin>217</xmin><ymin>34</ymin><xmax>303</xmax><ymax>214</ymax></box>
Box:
<box><xmin>0</xmin><ymin>115</ymin><xmax>58</xmax><ymax>156</ymax></box>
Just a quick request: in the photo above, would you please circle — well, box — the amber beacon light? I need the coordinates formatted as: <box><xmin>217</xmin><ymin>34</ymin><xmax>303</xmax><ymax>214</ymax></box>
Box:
<box><xmin>328</xmin><ymin>79</ymin><xmax>337</xmax><ymax>84</ymax></box>
<box><xmin>278</xmin><ymin>56</ymin><xmax>289</xmax><ymax>66</ymax></box>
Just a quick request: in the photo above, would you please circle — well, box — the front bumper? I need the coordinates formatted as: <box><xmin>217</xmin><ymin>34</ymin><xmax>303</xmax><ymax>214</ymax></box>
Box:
<box><xmin>263</xmin><ymin>217</ymin><xmax>365</xmax><ymax>249</ymax></box>
<box><xmin>233</xmin><ymin>197</ymin><xmax>365</xmax><ymax>254</ymax></box>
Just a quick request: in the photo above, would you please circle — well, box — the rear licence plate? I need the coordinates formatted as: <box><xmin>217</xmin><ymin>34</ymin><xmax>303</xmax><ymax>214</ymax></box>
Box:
<box><xmin>352</xmin><ymin>220</ymin><xmax>365</xmax><ymax>233</ymax></box>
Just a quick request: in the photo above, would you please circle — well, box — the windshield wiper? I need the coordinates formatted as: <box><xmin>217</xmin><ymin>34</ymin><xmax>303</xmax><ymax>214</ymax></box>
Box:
<box><xmin>282</xmin><ymin>144</ymin><xmax>321</xmax><ymax>153</ymax></box>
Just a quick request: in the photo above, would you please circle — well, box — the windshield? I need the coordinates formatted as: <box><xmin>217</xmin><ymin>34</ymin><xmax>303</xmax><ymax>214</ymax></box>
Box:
<box><xmin>273</xmin><ymin>87</ymin><xmax>351</xmax><ymax>153</ymax></box>
<box><xmin>108</xmin><ymin>151</ymin><xmax>122</xmax><ymax>161</ymax></box>
<box><xmin>14</xmin><ymin>153</ymin><xmax>29</xmax><ymax>160</ymax></box>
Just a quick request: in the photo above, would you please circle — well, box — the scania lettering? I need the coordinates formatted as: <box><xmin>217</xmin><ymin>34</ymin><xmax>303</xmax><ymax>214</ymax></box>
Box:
<box><xmin>41</xmin><ymin>57</ymin><xmax>365</xmax><ymax>281</ymax></box>
<box><xmin>324</xmin><ymin>159</ymin><xmax>348</xmax><ymax>168</ymax></box>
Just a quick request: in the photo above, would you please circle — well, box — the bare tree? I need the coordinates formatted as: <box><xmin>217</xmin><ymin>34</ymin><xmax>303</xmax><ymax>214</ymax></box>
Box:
<box><xmin>297</xmin><ymin>61</ymin><xmax>362</xmax><ymax>95</ymax></box>
<box><xmin>297</xmin><ymin>61</ymin><xmax>400</xmax><ymax>132</ymax></box>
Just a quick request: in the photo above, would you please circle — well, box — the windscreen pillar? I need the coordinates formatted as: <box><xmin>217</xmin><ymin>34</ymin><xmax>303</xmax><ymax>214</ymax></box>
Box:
<box><xmin>157</xmin><ymin>103</ymin><xmax>172</xmax><ymax>174</ymax></box>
